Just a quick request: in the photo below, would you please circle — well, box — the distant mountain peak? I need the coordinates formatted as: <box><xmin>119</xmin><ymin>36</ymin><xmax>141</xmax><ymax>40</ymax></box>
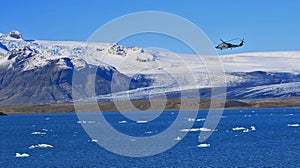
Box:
<box><xmin>8</xmin><ymin>30</ymin><xmax>23</xmax><ymax>40</ymax></box>
<box><xmin>108</xmin><ymin>43</ymin><xmax>143</xmax><ymax>56</ymax></box>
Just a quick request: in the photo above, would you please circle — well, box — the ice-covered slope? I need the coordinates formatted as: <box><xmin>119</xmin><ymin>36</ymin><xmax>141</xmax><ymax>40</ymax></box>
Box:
<box><xmin>227</xmin><ymin>82</ymin><xmax>300</xmax><ymax>99</ymax></box>
<box><xmin>221</xmin><ymin>52</ymin><xmax>300</xmax><ymax>73</ymax></box>
<box><xmin>96</xmin><ymin>50</ymin><xmax>300</xmax><ymax>100</ymax></box>
<box><xmin>94</xmin><ymin>47</ymin><xmax>300</xmax><ymax>100</ymax></box>
<box><xmin>102</xmin><ymin>50</ymin><xmax>300</xmax><ymax>74</ymax></box>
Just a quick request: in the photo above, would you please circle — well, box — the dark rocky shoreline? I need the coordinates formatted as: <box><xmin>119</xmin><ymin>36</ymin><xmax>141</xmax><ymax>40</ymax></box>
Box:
<box><xmin>1</xmin><ymin>97</ymin><xmax>300</xmax><ymax>115</ymax></box>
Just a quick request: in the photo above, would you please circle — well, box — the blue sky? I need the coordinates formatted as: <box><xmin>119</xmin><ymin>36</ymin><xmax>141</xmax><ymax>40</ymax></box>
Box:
<box><xmin>1</xmin><ymin>0</ymin><xmax>300</xmax><ymax>54</ymax></box>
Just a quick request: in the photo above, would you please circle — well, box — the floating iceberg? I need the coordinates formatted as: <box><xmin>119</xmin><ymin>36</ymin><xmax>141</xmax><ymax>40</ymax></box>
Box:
<box><xmin>91</xmin><ymin>139</ymin><xmax>98</xmax><ymax>142</ymax></box>
<box><xmin>196</xmin><ymin>118</ymin><xmax>206</xmax><ymax>122</ymax></box>
<box><xmin>243</xmin><ymin>129</ymin><xmax>250</xmax><ymax>133</ymax></box>
<box><xmin>187</xmin><ymin>118</ymin><xmax>195</xmax><ymax>122</ymax></box>
<box><xmin>136</xmin><ymin>120</ymin><xmax>148</xmax><ymax>124</ymax></box>
<box><xmin>15</xmin><ymin>153</ymin><xmax>30</xmax><ymax>158</ymax></box>
<box><xmin>189</xmin><ymin>128</ymin><xmax>201</xmax><ymax>132</ymax></box>
<box><xmin>29</xmin><ymin>144</ymin><xmax>54</xmax><ymax>149</ymax></box>
<box><xmin>31</xmin><ymin>132</ymin><xmax>46</xmax><ymax>135</ymax></box>
<box><xmin>180</xmin><ymin>127</ymin><xmax>214</xmax><ymax>132</ymax></box>
<box><xmin>233</xmin><ymin>126</ymin><xmax>256</xmax><ymax>132</ymax></box>
<box><xmin>77</xmin><ymin>120</ymin><xmax>96</xmax><ymax>124</ymax></box>
<box><xmin>77</xmin><ymin>120</ymin><xmax>87</xmax><ymax>124</ymax></box>
<box><xmin>197</xmin><ymin>143</ymin><xmax>210</xmax><ymax>148</ymax></box>
<box><xmin>232</xmin><ymin>127</ymin><xmax>247</xmax><ymax>131</ymax></box>
<box><xmin>174</xmin><ymin>136</ymin><xmax>182</xmax><ymax>141</ymax></box>
<box><xmin>118</xmin><ymin>120</ymin><xmax>127</xmax><ymax>124</ymax></box>
<box><xmin>180</xmin><ymin>128</ymin><xmax>200</xmax><ymax>132</ymax></box>
<box><xmin>250</xmin><ymin>126</ymin><xmax>256</xmax><ymax>131</ymax></box>
<box><xmin>145</xmin><ymin>131</ymin><xmax>153</xmax><ymax>134</ymax></box>
<box><xmin>199</xmin><ymin>127</ymin><xmax>213</xmax><ymax>132</ymax></box>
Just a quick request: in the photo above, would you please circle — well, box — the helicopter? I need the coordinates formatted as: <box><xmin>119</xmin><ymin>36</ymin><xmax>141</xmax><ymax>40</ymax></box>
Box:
<box><xmin>215</xmin><ymin>38</ymin><xmax>244</xmax><ymax>50</ymax></box>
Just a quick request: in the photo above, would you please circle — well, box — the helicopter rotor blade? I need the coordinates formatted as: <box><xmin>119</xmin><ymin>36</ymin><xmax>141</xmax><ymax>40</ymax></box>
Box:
<box><xmin>225</xmin><ymin>38</ymin><xmax>240</xmax><ymax>42</ymax></box>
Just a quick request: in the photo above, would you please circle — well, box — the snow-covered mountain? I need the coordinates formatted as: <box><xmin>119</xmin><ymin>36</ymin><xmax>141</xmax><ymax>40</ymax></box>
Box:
<box><xmin>0</xmin><ymin>31</ymin><xmax>151</xmax><ymax>105</ymax></box>
<box><xmin>0</xmin><ymin>30</ymin><xmax>299</xmax><ymax>105</ymax></box>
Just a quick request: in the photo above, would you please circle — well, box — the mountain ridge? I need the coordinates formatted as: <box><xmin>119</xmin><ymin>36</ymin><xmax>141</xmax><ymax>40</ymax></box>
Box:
<box><xmin>0</xmin><ymin>31</ymin><xmax>299</xmax><ymax>105</ymax></box>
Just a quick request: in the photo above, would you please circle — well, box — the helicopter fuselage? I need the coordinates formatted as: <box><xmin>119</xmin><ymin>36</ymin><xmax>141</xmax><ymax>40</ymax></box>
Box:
<box><xmin>215</xmin><ymin>39</ymin><xmax>244</xmax><ymax>50</ymax></box>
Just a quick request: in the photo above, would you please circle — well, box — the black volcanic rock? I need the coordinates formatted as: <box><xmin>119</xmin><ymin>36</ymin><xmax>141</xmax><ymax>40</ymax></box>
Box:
<box><xmin>0</xmin><ymin>111</ymin><xmax>7</xmax><ymax>116</ymax></box>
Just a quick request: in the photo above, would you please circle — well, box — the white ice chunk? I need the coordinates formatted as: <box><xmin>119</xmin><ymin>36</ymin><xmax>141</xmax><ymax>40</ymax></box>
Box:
<box><xmin>15</xmin><ymin>153</ymin><xmax>30</xmax><ymax>158</ymax></box>
<box><xmin>232</xmin><ymin>127</ymin><xmax>247</xmax><ymax>131</ymax></box>
<box><xmin>136</xmin><ymin>120</ymin><xmax>148</xmax><ymax>124</ymax></box>
<box><xmin>29</xmin><ymin>144</ymin><xmax>54</xmax><ymax>149</ymax></box>
<box><xmin>197</xmin><ymin>143</ymin><xmax>210</xmax><ymax>148</ymax></box>
<box><xmin>288</xmin><ymin>124</ymin><xmax>300</xmax><ymax>127</ymax></box>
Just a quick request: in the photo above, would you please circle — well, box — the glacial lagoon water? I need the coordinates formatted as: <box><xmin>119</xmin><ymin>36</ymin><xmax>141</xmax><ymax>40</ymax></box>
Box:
<box><xmin>0</xmin><ymin>108</ymin><xmax>299</xmax><ymax>167</ymax></box>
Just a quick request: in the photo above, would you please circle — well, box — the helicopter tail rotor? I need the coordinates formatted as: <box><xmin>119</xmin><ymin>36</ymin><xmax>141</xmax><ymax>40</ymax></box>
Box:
<box><xmin>239</xmin><ymin>39</ymin><xmax>245</xmax><ymax>46</ymax></box>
